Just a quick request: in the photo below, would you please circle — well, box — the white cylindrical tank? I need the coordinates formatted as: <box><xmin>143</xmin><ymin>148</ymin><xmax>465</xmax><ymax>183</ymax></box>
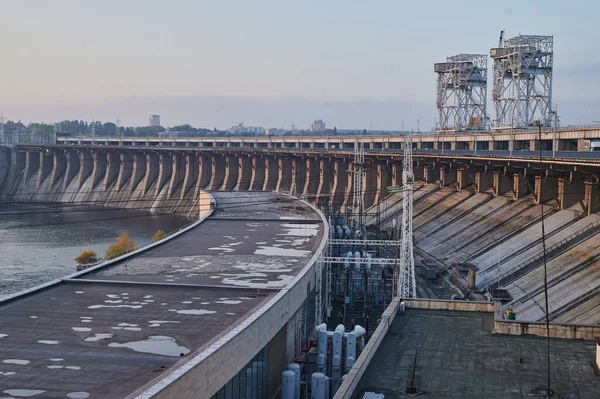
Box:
<box><xmin>324</xmin><ymin>375</ymin><xmax>330</xmax><ymax>399</ymax></box>
<box><xmin>366</xmin><ymin>253</ymin><xmax>372</xmax><ymax>270</ymax></box>
<box><xmin>317</xmin><ymin>329</ymin><xmax>328</xmax><ymax>372</ymax></box>
<box><xmin>311</xmin><ymin>373</ymin><xmax>326</xmax><ymax>399</ymax></box>
<box><xmin>392</xmin><ymin>218</ymin><xmax>397</xmax><ymax>229</ymax></box>
<box><xmin>315</xmin><ymin>323</ymin><xmax>327</xmax><ymax>333</ymax></box>
<box><xmin>282</xmin><ymin>370</ymin><xmax>295</xmax><ymax>399</ymax></box>
<box><xmin>336</xmin><ymin>225</ymin><xmax>343</xmax><ymax>238</ymax></box>
<box><xmin>345</xmin><ymin>332</ymin><xmax>356</xmax><ymax>373</ymax></box>
<box><xmin>332</xmin><ymin>325</ymin><xmax>345</xmax><ymax>378</ymax></box>
<box><xmin>354</xmin><ymin>251</ymin><xmax>361</xmax><ymax>269</ymax></box>
<box><xmin>344</xmin><ymin>225</ymin><xmax>351</xmax><ymax>238</ymax></box>
<box><xmin>288</xmin><ymin>363</ymin><xmax>300</xmax><ymax>399</ymax></box>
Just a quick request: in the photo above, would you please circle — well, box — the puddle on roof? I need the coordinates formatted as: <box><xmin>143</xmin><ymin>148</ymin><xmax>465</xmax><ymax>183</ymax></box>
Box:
<box><xmin>168</xmin><ymin>309</ymin><xmax>216</xmax><ymax>315</ymax></box>
<box><xmin>2</xmin><ymin>389</ymin><xmax>46</xmax><ymax>397</ymax></box>
<box><xmin>72</xmin><ymin>327</ymin><xmax>92</xmax><ymax>332</ymax></box>
<box><xmin>108</xmin><ymin>335</ymin><xmax>190</xmax><ymax>357</ymax></box>
<box><xmin>220</xmin><ymin>273</ymin><xmax>294</xmax><ymax>288</ymax></box>
<box><xmin>148</xmin><ymin>320</ymin><xmax>180</xmax><ymax>327</ymax></box>
<box><xmin>29</xmin><ymin>316</ymin><xmax>37</xmax><ymax>319</ymax></box>
<box><xmin>2</xmin><ymin>359</ymin><xmax>30</xmax><ymax>365</ymax></box>
<box><xmin>49</xmin><ymin>358</ymin><xmax>63</xmax><ymax>362</ymax></box>
<box><xmin>37</xmin><ymin>340</ymin><xmax>59</xmax><ymax>345</ymax></box>
<box><xmin>0</xmin><ymin>371</ymin><xmax>16</xmax><ymax>375</ymax></box>
<box><xmin>47</xmin><ymin>365</ymin><xmax>63</xmax><ymax>369</ymax></box>
<box><xmin>0</xmin><ymin>334</ymin><xmax>7</xmax><ymax>339</ymax></box>
<box><xmin>67</xmin><ymin>392</ymin><xmax>90</xmax><ymax>399</ymax></box>
<box><xmin>75</xmin><ymin>291</ymin><xmax>84</xmax><ymax>294</ymax></box>
<box><xmin>279</xmin><ymin>223</ymin><xmax>319</xmax><ymax>237</ymax></box>
<box><xmin>254</xmin><ymin>246</ymin><xmax>311</xmax><ymax>257</ymax></box>
<box><xmin>84</xmin><ymin>333</ymin><xmax>114</xmax><ymax>342</ymax></box>
<box><xmin>88</xmin><ymin>304</ymin><xmax>142</xmax><ymax>309</ymax></box>
<box><xmin>215</xmin><ymin>300</ymin><xmax>242</xmax><ymax>305</ymax></box>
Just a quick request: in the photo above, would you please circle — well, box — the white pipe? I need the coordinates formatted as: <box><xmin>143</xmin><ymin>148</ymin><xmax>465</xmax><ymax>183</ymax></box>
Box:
<box><xmin>345</xmin><ymin>325</ymin><xmax>366</xmax><ymax>373</ymax></box>
<box><xmin>282</xmin><ymin>370</ymin><xmax>295</xmax><ymax>399</ymax></box>
<box><xmin>315</xmin><ymin>323</ymin><xmax>327</xmax><ymax>333</ymax></box>
<box><xmin>288</xmin><ymin>363</ymin><xmax>300</xmax><ymax>399</ymax></box>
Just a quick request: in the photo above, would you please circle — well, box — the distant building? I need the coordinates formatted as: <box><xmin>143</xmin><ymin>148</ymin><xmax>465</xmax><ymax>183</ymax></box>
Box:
<box><xmin>310</xmin><ymin>120</ymin><xmax>326</xmax><ymax>133</ymax></box>
<box><xmin>149</xmin><ymin>115</ymin><xmax>161</xmax><ymax>127</ymax></box>
<box><xmin>228</xmin><ymin>122</ymin><xmax>264</xmax><ymax>135</ymax></box>
<box><xmin>264</xmin><ymin>128</ymin><xmax>287</xmax><ymax>136</ymax></box>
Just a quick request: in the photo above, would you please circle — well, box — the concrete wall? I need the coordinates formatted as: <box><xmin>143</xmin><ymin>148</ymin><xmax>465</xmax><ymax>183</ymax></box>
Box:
<box><xmin>333</xmin><ymin>297</ymin><xmax>401</xmax><ymax>399</ymax></box>
<box><xmin>404</xmin><ymin>298</ymin><xmax>494</xmax><ymax>312</ymax></box>
<box><xmin>493</xmin><ymin>320</ymin><xmax>600</xmax><ymax>341</ymax></box>
<box><xmin>4</xmin><ymin>146</ymin><xmax>597</xmax><ymax>218</ymax></box>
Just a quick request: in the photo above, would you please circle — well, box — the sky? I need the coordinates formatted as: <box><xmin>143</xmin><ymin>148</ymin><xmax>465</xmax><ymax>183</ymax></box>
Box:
<box><xmin>0</xmin><ymin>0</ymin><xmax>599</xmax><ymax>130</ymax></box>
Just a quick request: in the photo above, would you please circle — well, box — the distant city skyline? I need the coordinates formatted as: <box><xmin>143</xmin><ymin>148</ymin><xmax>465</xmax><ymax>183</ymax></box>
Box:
<box><xmin>1</xmin><ymin>1</ymin><xmax>599</xmax><ymax>130</ymax></box>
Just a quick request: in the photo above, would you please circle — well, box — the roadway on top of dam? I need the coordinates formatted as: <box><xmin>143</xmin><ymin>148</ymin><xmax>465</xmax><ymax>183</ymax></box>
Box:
<box><xmin>23</xmin><ymin>144</ymin><xmax>600</xmax><ymax>168</ymax></box>
<box><xmin>0</xmin><ymin>191</ymin><xmax>324</xmax><ymax>398</ymax></box>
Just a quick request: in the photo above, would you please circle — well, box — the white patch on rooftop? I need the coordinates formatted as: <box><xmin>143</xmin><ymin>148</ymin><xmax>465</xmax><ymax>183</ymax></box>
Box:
<box><xmin>84</xmin><ymin>333</ymin><xmax>114</xmax><ymax>342</ymax></box>
<box><xmin>0</xmin><ymin>334</ymin><xmax>7</xmax><ymax>339</ymax></box>
<box><xmin>2</xmin><ymin>359</ymin><xmax>30</xmax><ymax>365</ymax></box>
<box><xmin>168</xmin><ymin>309</ymin><xmax>217</xmax><ymax>315</ymax></box>
<box><xmin>71</xmin><ymin>327</ymin><xmax>92</xmax><ymax>332</ymax></box>
<box><xmin>254</xmin><ymin>246</ymin><xmax>311</xmax><ymax>257</ymax></box>
<box><xmin>278</xmin><ymin>223</ymin><xmax>319</xmax><ymax>237</ymax></box>
<box><xmin>88</xmin><ymin>304</ymin><xmax>142</xmax><ymax>309</ymax></box>
<box><xmin>67</xmin><ymin>392</ymin><xmax>90</xmax><ymax>399</ymax></box>
<box><xmin>47</xmin><ymin>365</ymin><xmax>63</xmax><ymax>369</ymax></box>
<box><xmin>74</xmin><ymin>291</ymin><xmax>84</xmax><ymax>294</ymax></box>
<box><xmin>37</xmin><ymin>340</ymin><xmax>59</xmax><ymax>345</ymax></box>
<box><xmin>3</xmin><ymin>389</ymin><xmax>46</xmax><ymax>397</ymax></box>
<box><xmin>49</xmin><ymin>358</ymin><xmax>63</xmax><ymax>362</ymax></box>
<box><xmin>215</xmin><ymin>300</ymin><xmax>242</xmax><ymax>305</ymax></box>
<box><xmin>108</xmin><ymin>335</ymin><xmax>190</xmax><ymax>357</ymax></box>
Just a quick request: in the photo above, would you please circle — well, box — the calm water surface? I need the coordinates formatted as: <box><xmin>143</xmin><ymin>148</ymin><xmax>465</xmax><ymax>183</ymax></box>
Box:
<box><xmin>0</xmin><ymin>203</ymin><xmax>191</xmax><ymax>298</ymax></box>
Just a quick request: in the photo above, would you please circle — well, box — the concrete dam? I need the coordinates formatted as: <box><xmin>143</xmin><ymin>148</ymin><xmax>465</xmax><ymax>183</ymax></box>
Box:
<box><xmin>1</xmin><ymin>144</ymin><xmax>600</xmax><ymax>326</ymax></box>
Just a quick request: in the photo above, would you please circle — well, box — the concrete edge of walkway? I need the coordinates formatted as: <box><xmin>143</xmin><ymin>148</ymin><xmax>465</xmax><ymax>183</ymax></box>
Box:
<box><xmin>0</xmin><ymin>190</ymin><xmax>215</xmax><ymax>306</ymax></box>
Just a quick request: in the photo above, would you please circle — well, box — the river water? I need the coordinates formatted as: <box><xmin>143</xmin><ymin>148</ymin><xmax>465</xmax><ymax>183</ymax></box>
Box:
<box><xmin>0</xmin><ymin>203</ymin><xmax>192</xmax><ymax>299</ymax></box>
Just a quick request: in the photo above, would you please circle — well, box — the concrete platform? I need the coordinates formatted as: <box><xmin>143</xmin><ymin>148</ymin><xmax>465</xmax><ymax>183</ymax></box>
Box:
<box><xmin>352</xmin><ymin>309</ymin><xmax>598</xmax><ymax>399</ymax></box>
<box><xmin>0</xmin><ymin>191</ymin><xmax>324</xmax><ymax>398</ymax></box>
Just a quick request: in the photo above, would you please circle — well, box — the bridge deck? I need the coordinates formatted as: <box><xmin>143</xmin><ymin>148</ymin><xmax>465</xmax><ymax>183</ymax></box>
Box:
<box><xmin>0</xmin><ymin>191</ymin><xmax>323</xmax><ymax>398</ymax></box>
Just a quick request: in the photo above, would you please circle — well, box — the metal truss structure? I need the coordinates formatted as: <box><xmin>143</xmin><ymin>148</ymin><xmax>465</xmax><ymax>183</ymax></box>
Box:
<box><xmin>491</xmin><ymin>34</ymin><xmax>554</xmax><ymax>128</ymax></box>
<box><xmin>351</xmin><ymin>141</ymin><xmax>365</xmax><ymax>229</ymax></box>
<box><xmin>435</xmin><ymin>54</ymin><xmax>488</xmax><ymax>130</ymax></box>
<box><xmin>398</xmin><ymin>132</ymin><xmax>416</xmax><ymax>298</ymax></box>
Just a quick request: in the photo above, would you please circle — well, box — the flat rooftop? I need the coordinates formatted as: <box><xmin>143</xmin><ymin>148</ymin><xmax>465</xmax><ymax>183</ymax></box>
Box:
<box><xmin>353</xmin><ymin>309</ymin><xmax>598</xmax><ymax>399</ymax></box>
<box><xmin>0</xmin><ymin>191</ymin><xmax>323</xmax><ymax>398</ymax></box>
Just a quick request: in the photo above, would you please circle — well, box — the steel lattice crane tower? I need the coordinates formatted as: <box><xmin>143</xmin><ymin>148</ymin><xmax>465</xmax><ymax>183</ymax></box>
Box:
<box><xmin>435</xmin><ymin>54</ymin><xmax>488</xmax><ymax>130</ymax></box>
<box><xmin>398</xmin><ymin>133</ymin><xmax>416</xmax><ymax>298</ymax></box>
<box><xmin>491</xmin><ymin>33</ymin><xmax>554</xmax><ymax>128</ymax></box>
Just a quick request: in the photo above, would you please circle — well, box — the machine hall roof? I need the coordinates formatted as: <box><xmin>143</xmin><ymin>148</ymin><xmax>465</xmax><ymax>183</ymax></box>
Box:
<box><xmin>0</xmin><ymin>191</ymin><xmax>324</xmax><ymax>398</ymax></box>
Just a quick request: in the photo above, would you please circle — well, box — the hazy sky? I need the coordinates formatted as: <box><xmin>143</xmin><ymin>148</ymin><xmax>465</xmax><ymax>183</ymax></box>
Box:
<box><xmin>1</xmin><ymin>0</ymin><xmax>599</xmax><ymax>130</ymax></box>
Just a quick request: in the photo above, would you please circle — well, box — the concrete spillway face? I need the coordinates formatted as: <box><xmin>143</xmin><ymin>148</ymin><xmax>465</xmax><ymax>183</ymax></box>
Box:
<box><xmin>143</xmin><ymin>153</ymin><xmax>159</xmax><ymax>194</ymax></box>
<box><xmin>50</xmin><ymin>150</ymin><xmax>67</xmax><ymax>187</ymax></box>
<box><xmin>63</xmin><ymin>150</ymin><xmax>81</xmax><ymax>191</ymax></box>
<box><xmin>207</xmin><ymin>154</ymin><xmax>226</xmax><ymax>191</ymax></box>
<box><xmin>104</xmin><ymin>152</ymin><xmax>120</xmax><ymax>191</ymax></box>
<box><xmin>250</xmin><ymin>156</ymin><xmax>265</xmax><ymax>190</ymax></box>
<box><xmin>180</xmin><ymin>154</ymin><xmax>198</xmax><ymax>199</ymax></box>
<box><xmin>77</xmin><ymin>150</ymin><xmax>94</xmax><ymax>189</ymax></box>
<box><xmin>130</xmin><ymin>153</ymin><xmax>147</xmax><ymax>193</ymax></box>
<box><xmin>235</xmin><ymin>155</ymin><xmax>252</xmax><ymax>191</ymax></box>
<box><xmin>117</xmin><ymin>153</ymin><xmax>133</xmax><ymax>191</ymax></box>
<box><xmin>222</xmin><ymin>155</ymin><xmax>239</xmax><ymax>191</ymax></box>
<box><xmin>91</xmin><ymin>151</ymin><xmax>107</xmax><ymax>190</ymax></box>
<box><xmin>24</xmin><ymin>151</ymin><xmax>40</xmax><ymax>183</ymax></box>
<box><xmin>168</xmin><ymin>153</ymin><xmax>185</xmax><ymax>198</ymax></box>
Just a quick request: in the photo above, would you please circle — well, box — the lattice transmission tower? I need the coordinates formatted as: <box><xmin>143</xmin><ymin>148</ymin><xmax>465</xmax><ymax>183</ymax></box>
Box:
<box><xmin>351</xmin><ymin>141</ymin><xmax>365</xmax><ymax>231</ymax></box>
<box><xmin>435</xmin><ymin>54</ymin><xmax>488</xmax><ymax>130</ymax></box>
<box><xmin>398</xmin><ymin>133</ymin><xmax>416</xmax><ymax>298</ymax></box>
<box><xmin>491</xmin><ymin>33</ymin><xmax>554</xmax><ymax>128</ymax></box>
